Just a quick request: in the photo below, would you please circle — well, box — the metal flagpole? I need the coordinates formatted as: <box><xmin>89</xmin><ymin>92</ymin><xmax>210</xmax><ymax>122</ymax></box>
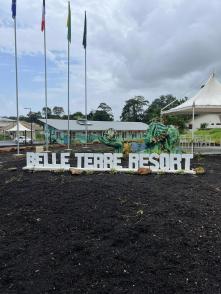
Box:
<box><xmin>66</xmin><ymin>1</ymin><xmax>71</xmax><ymax>150</ymax></box>
<box><xmin>85</xmin><ymin>46</ymin><xmax>88</xmax><ymax>146</ymax></box>
<box><xmin>67</xmin><ymin>40</ymin><xmax>70</xmax><ymax>149</ymax></box>
<box><xmin>44</xmin><ymin>20</ymin><xmax>48</xmax><ymax>151</ymax></box>
<box><xmin>41</xmin><ymin>0</ymin><xmax>48</xmax><ymax>151</ymax></box>
<box><xmin>13</xmin><ymin>13</ymin><xmax>20</xmax><ymax>155</ymax></box>
<box><xmin>191</xmin><ymin>102</ymin><xmax>195</xmax><ymax>154</ymax></box>
<box><xmin>83</xmin><ymin>11</ymin><xmax>88</xmax><ymax>146</ymax></box>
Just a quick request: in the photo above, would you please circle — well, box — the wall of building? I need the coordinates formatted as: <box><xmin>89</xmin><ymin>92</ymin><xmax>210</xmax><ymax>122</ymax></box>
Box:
<box><xmin>188</xmin><ymin>113</ymin><xmax>221</xmax><ymax>130</ymax></box>
<box><xmin>47</xmin><ymin>126</ymin><xmax>146</xmax><ymax>144</ymax></box>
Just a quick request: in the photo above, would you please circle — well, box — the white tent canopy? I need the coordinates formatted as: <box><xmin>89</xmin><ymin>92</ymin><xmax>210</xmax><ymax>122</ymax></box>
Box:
<box><xmin>162</xmin><ymin>74</ymin><xmax>221</xmax><ymax>115</ymax></box>
<box><xmin>7</xmin><ymin>122</ymin><xmax>31</xmax><ymax>132</ymax></box>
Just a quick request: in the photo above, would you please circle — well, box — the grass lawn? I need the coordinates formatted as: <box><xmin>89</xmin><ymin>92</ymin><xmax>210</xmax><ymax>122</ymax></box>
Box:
<box><xmin>183</xmin><ymin>128</ymin><xmax>221</xmax><ymax>144</ymax></box>
<box><xmin>0</xmin><ymin>134</ymin><xmax>10</xmax><ymax>141</ymax></box>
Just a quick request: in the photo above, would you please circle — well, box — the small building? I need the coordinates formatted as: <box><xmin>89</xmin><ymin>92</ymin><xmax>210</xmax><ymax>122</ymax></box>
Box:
<box><xmin>162</xmin><ymin>74</ymin><xmax>221</xmax><ymax>130</ymax></box>
<box><xmin>0</xmin><ymin>117</ymin><xmax>16</xmax><ymax>134</ymax></box>
<box><xmin>3</xmin><ymin>121</ymin><xmax>43</xmax><ymax>140</ymax></box>
<box><xmin>39</xmin><ymin>119</ymin><xmax>148</xmax><ymax>144</ymax></box>
<box><xmin>6</xmin><ymin>122</ymin><xmax>31</xmax><ymax>139</ymax></box>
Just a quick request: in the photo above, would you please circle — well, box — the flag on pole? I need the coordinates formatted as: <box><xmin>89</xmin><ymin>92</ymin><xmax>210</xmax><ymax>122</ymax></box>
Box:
<box><xmin>82</xmin><ymin>11</ymin><xmax>87</xmax><ymax>49</ymax></box>
<box><xmin>67</xmin><ymin>1</ymin><xmax>71</xmax><ymax>43</ymax></box>
<box><xmin>41</xmin><ymin>0</ymin><xmax>46</xmax><ymax>32</ymax></box>
<box><xmin>12</xmin><ymin>0</ymin><xmax>16</xmax><ymax>19</ymax></box>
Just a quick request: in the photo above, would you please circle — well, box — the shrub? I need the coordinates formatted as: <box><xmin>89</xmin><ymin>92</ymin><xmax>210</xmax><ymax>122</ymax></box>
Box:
<box><xmin>200</xmin><ymin>123</ymin><xmax>208</xmax><ymax>129</ymax></box>
<box><xmin>194</xmin><ymin>166</ymin><xmax>205</xmax><ymax>174</ymax></box>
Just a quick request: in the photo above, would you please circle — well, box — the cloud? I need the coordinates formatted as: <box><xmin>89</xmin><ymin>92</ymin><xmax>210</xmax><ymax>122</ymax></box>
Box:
<box><xmin>1</xmin><ymin>0</ymin><xmax>221</xmax><ymax>119</ymax></box>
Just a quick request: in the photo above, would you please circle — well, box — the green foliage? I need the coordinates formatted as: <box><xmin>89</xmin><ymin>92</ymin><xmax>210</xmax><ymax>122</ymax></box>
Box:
<box><xmin>62</xmin><ymin>112</ymin><xmax>85</xmax><ymax>120</ymax></box>
<box><xmin>110</xmin><ymin>168</ymin><xmax>118</xmax><ymax>174</ymax></box>
<box><xmin>88</xmin><ymin>102</ymin><xmax>114</xmax><ymax>121</ymax></box>
<box><xmin>163</xmin><ymin>114</ymin><xmax>190</xmax><ymax>133</ymax></box>
<box><xmin>144</xmin><ymin>95</ymin><xmax>189</xmax><ymax>131</ymax></box>
<box><xmin>194</xmin><ymin>166</ymin><xmax>205</xmax><ymax>174</ymax></box>
<box><xmin>194</xmin><ymin>129</ymin><xmax>221</xmax><ymax>144</ymax></box>
<box><xmin>200</xmin><ymin>123</ymin><xmax>208</xmax><ymax>129</ymax></box>
<box><xmin>93</xmin><ymin>110</ymin><xmax>113</xmax><ymax>121</ymax></box>
<box><xmin>83</xmin><ymin>170</ymin><xmax>94</xmax><ymax>175</ymax></box>
<box><xmin>121</xmin><ymin>96</ymin><xmax>149</xmax><ymax>122</ymax></box>
<box><xmin>35</xmin><ymin>132</ymin><xmax>45</xmax><ymax>142</ymax></box>
<box><xmin>28</xmin><ymin>112</ymin><xmax>42</xmax><ymax>123</ymax></box>
<box><xmin>71</xmin><ymin>112</ymin><xmax>84</xmax><ymax>120</ymax></box>
<box><xmin>42</xmin><ymin>107</ymin><xmax>52</xmax><ymax>117</ymax></box>
<box><xmin>0</xmin><ymin>133</ymin><xmax>10</xmax><ymax>141</ymax></box>
<box><xmin>53</xmin><ymin>106</ymin><xmax>64</xmax><ymax>116</ymax></box>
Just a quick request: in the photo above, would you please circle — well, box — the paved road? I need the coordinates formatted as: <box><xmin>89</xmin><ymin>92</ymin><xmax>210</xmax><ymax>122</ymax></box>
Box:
<box><xmin>0</xmin><ymin>141</ymin><xmax>17</xmax><ymax>147</ymax></box>
<box><xmin>0</xmin><ymin>141</ymin><xmax>42</xmax><ymax>147</ymax></box>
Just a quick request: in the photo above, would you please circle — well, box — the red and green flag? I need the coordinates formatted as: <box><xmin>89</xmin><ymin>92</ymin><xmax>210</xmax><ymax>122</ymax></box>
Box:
<box><xmin>41</xmin><ymin>0</ymin><xmax>45</xmax><ymax>32</ymax></box>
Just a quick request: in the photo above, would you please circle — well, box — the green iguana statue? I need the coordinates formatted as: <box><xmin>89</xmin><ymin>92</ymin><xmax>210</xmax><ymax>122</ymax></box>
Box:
<box><xmin>144</xmin><ymin>122</ymin><xmax>179</xmax><ymax>153</ymax></box>
<box><xmin>99</xmin><ymin>128</ymin><xmax>123</xmax><ymax>152</ymax></box>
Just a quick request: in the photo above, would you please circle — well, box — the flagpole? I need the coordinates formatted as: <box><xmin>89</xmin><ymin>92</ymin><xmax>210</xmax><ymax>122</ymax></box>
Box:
<box><xmin>13</xmin><ymin>16</ymin><xmax>20</xmax><ymax>155</ymax></box>
<box><xmin>44</xmin><ymin>20</ymin><xmax>48</xmax><ymax>151</ymax></box>
<box><xmin>84</xmin><ymin>45</ymin><xmax>88</xmax><ymax>146</ymax></box>
<box><xmin>66</xmin><ymin>1</ymin><xmax>71</xmax><ymax>150</ymax></box>
<box><xmin>83</xmin><ymin>11</ymin><xmax>88</xmax><ymax>146</ymax></box>
<box><xmin>67</xmin><ymin>40</ymin><xmax>70</xmax><ymax>149</ymax></box>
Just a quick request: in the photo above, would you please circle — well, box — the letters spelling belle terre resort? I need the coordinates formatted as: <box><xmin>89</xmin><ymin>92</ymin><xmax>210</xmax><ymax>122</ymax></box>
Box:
<box><xmin>25</xmin><ymin>152</ymin><xmax>193</xmax><ymax>173</ymax></box>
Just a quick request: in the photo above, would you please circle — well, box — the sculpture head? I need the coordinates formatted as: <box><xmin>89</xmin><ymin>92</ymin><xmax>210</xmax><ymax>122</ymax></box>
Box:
<box><xmin>103</xmin><ymin>128</ymin><xmax>117</xmax><ymax>141</ymax></box>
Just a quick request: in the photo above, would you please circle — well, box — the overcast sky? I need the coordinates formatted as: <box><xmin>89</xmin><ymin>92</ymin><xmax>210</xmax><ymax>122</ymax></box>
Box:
<box><xmin>1</xmin><ymin>0</ymin><xmax>221</xmax><ymax>119</ymax></box>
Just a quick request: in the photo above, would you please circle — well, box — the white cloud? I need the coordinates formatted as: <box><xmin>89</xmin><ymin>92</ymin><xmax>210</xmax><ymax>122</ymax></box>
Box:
<box><xmin>1</xmin><ymin>0</ymin><xmax>221</xmax><ymax>118</ymax></box>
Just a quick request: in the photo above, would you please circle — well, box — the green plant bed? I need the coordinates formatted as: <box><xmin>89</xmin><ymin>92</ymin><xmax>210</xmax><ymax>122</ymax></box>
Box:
<box><xmin>35</xmin><ymin>133</ymin><xmax>45</xmax><ymax>142</ymax></box>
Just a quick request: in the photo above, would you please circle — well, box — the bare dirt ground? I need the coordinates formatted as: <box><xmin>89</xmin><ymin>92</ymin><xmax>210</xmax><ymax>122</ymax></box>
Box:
<box><xmin>0</xmin><ymin>152</ymin><xmax>221</xmax><ymax>294</ymax></box>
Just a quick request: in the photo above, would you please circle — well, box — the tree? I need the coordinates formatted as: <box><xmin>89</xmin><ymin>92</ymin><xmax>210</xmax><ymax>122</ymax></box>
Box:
<box><xmin>69</xmin><ymin>112</ymin><xmax>84</xmax><ymax>120</ymax></box>
<box><xmin>53</xmin><ymin>106</ymin><xmax>64</xmax><ymax>116</ymax></box>
<box><xmin>163</xmin><ymin>113</ymin><xmax>190</xmax><ymax>132</ymax></box>
<box><xmin>120</xmin><ymin>96</ymin><xmax>149</xmax><ymax>122</ymax></box>
<box><xmin>87</xmin><ymin>110</ymin><xmax>95</xmax><ymax>120</ymax></box>
<box><xmin>93</xmin><ymin>110</ymin><xmax>113</xmax><ymax>121</ymax></box>
<box><xmin>98</xmin><ymin>103</ymin><xmax>113</xmax><ymax>114</ymax></box>
<box><xmin>28</xmin><ymin>111</ymin><xmax>42</xmax><ymax>123</ymax></box>
<box><xmin>88</xmin><ymin>103</ymin><xmax>114</xmax><ymax>121</ymax></box>
<box><xmin>144</xmin><ymin>95</ymin><xmax>189</xmax><ymax>132</ymax></box>
<box><xmin>42</xmin><ymin>107</ymin><xmax>52</xmax><ymax>117</ymax></box>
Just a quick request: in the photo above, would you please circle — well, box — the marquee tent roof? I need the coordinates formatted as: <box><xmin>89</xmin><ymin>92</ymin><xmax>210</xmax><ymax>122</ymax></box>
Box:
<box><xmin>0</xmin><ymin>117</ymin><xmax>15</xmax><ymax>122</ymax></box>
<box><xmin>7</xmin><ymin>122</ymin><xmax>31</xmax><ymax>132</ymax></box>
<box><xmin>162</xmin><ymin>74</ymin><xmax>221</xmax><ymax>115</ymax></box>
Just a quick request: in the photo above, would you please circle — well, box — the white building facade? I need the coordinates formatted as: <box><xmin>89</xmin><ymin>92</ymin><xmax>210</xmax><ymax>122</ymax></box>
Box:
<box><xmin>188</xmin><ymin>113</ymin><xmax>221</xmax><ymax>130</ymax></box>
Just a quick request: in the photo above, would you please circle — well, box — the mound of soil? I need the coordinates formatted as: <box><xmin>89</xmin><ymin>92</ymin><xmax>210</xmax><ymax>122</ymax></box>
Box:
<box><xmin>0</xmin><ymin>153</ymin><xmax>221</xmax><ymax>293</ymax></box>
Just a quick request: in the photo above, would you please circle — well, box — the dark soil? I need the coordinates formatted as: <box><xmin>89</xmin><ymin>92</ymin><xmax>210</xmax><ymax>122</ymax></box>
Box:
<box><xmin>0</xmin><ymin>153</ymin><xmax>221</xmax><ymax>294</ymax></box>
